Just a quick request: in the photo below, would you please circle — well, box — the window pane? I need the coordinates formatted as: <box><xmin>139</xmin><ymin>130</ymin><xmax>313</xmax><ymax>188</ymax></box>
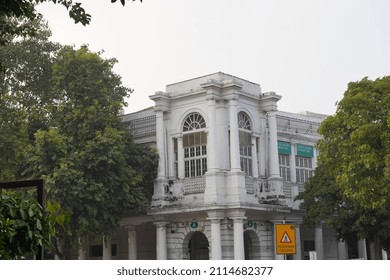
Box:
<box><xmin>202</xmin><ymin>158</ymin><xmax>207</xmax><ymax>174</ymax></box>
<box><xmin>196</xmin><ymin>159</ymin><xmax>201</xmax><ymax>176</ymax></box>
<box><xmin>191</xmin><ymin>159</ymin><xmax>195</xmax><ymax>177</ymax></box>
<box><xmin>185</xmin><ymin>161</ymin><xmax>189</xmax><ymax>177</ymax></box>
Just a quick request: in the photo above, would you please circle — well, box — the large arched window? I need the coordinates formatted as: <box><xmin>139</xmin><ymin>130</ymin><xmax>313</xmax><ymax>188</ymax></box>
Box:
<box><xmin>182</xmin><ymin>113</ymin><xmax>207</xmax><ymax>178</ymax></box>
<box><xmin>238</xmin><ymin>112</ymin><xmax>252</xmax><ymax>176</ymax></box>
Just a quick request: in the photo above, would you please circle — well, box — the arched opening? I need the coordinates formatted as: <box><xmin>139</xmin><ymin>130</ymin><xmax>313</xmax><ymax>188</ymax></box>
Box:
<box><xmin>182</xmin><ymin>113</ymin><xmax>207</xmax><ymax>178</ymax></box>
<box><xmin>244</xmin><ymin>230</ymin><xmax>261</xmax><ymax>260</ymax></box>
<box><xmin>188</xmin><ymin>232</ymin><xmax>209</xmax><ymax>260</ymax></box>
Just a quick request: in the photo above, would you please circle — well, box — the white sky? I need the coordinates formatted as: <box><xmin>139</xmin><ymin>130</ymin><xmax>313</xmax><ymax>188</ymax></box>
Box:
<box><xmin>37</xmin><ymin>0</ymin><xmax>390</xmax><ymax>115</ymax></box>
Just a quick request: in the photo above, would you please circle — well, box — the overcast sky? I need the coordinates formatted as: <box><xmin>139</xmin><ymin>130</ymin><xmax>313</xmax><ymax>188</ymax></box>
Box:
<box><xmin>37</xmin><ymin>0</ymin><xmax>390</xmax><ymax>115</ymax></box>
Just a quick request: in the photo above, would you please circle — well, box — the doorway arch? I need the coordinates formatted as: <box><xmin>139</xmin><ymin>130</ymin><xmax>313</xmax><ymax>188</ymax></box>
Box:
<box><xmin>244</xmin><ymin>230</ymin><xmax>261</xmax><ymax>260</ymax></box>
<box><xmin>186</xmin><ymin>232</ymin><xmax>209</xmax><ymax>260</ymax></box>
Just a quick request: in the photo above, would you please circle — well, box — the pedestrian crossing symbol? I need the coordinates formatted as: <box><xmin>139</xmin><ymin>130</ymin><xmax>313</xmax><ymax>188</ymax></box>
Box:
<box><xmin>275</xmin><ymin>224</ymin><xmax>296</xmax><ymax>254</ymax></box>
<box><xmin>280</xmin><ymin>231</ymin><xmax>292</xmax><ymax>243</ymax></box>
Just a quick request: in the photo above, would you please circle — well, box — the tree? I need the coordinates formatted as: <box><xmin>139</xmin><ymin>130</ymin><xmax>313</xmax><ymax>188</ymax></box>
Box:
<box><xmin>1</xmin><ymin>20</ymin><xmax>157</xmax><ymax>258</ymax></box>
<box><xmin>22</xmin><ymin>45</ymin><xmax>157</xmax><ymax>259</ymax></box>
<box><xmin>298</xmin><ymin>76</ymin><xmax>390</xmax><ymax>259</ymax></box>
<box><xmin>0</xmin><ymin>0</ymin><xmax>142</xmax><ymax>46</ymax></box>
<box><xmin>0</xmin><ymin>22</ymin><xmax>70</xmax><ymax>259</ymax></box>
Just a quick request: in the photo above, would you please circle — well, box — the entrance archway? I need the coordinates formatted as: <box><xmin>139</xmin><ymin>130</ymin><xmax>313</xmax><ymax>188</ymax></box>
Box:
<box><xmin>244</xmin><ymin>230</ymin><xmax>261</xmax><ymax>260</ymax></box>
<box><xmin>188</xmin><ymin>232</ymin><xmax>209</xmax><ymax>260</ymax></box>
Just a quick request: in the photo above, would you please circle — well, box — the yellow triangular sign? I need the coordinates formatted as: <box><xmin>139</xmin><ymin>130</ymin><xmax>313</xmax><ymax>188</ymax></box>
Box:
<box><xmin>280</xmin><ymin>231</ymin><xmax>291</xmax><ymax>243</ymax></box>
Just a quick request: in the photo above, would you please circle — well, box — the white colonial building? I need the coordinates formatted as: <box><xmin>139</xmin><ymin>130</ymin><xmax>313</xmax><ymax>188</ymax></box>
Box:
<box><xmin>82</xmin><ymin>72</ymin><xmax>380</xmax><ymax>260</ymax></box>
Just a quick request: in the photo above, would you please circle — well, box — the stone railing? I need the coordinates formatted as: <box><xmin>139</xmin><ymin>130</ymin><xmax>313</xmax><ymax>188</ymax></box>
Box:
<box><xmin>245</xmin><ymin>176</ymin><xmax>255</xmax><ymax>194</ymax></box>
<box><xmin>245</xmin><ymin>177</ymin><xmax>269</xmax><ymax>197</ymax></box>
<box><xmin>182</xmin><ymin>177</ymin><xmax>206</xmax><ymax>195</ymax></box>
<box><xmin>283</xmin><ymin>182</ymin><xmax>293</xmax><ymax>198</ymax></box>
<box><xmin>298</xmin><ymin>183</ymin><xmax>305</xmax><ymax>194</ymax></box>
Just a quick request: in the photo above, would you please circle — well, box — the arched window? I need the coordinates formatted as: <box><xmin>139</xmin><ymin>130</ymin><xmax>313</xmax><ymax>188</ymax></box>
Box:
<box><xmin>183</xmin><ymin>113</ymin><xmax>206</xmax><ymax>131</ymax></box>
<box><xmin>238</xmin><ymin>111</ymin><xmax>251</xmax><ymax>130</ymax></box>
<box><xmin>182</xmin><ymin>113</ymin><xmax>207</xmax><ymax>178</ymax></box>
<box><xmin>238</xmin><ymin>112</ymin><xmax>252</xmax><ymax>176</ymax></box>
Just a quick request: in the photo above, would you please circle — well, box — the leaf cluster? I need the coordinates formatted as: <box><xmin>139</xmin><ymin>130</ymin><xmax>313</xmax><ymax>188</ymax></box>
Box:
<box><xmin>0</xmin><ymin>0</ymin><xmax>142</xmax><ymax>46</ymax></box>
<box><xmin>0</xmin><ymin>189</ymin><xmax>69</xmax><ymax>259</ymax></box>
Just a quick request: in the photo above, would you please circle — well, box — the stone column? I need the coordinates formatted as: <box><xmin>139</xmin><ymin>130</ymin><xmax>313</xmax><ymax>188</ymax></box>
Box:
<box><xmin>259</xmin><ymin>131</ymin><xmax>267</xmax><ymax>177</ymax></box>
<box><xmin>156</xmin><ymin>109</ymin><xmax>166</xmax><ymax>179</ymax></box>
<box><xmin>102</xmin><ymin>236</ymin><xmax>111</xmax><ymax>260</ymax></box>
<box><xmin>229</xmin><ymin>97</ymin><xmax>241</xmax><ymax>171</ymax></box>
<box><xmin>382</xmin><ymin>249</ymin><xmax>388</xmax><ymax>260</ymax></box>
<box><xmin>207</xmin><ymin>96</ymin><xmax>218</xmax><ymax>172</ymax></box>
<box><xmin>337</xmin><ymin>240</ymin><xmax>347</xmax><ymax>260</ymax></box>
<box><xmin>208</xmin><ymin>211</ymin><xmax>223</xmax><ymax>260</ymax></box>
<box><xmin>126</xmin><ymin>226</ymin><xmax>137</xmax><ymax>260</ymax></box>
<box><xmin>251</xmin><ymin>136</ymin><xmax>259</xmax><ymax>178</ymax></box>
<box><xmin>313</xmin><ymin>147</ymin><xmax>318</xmax><ymax>169</ymax></box>
<box><xmin>292</xmin><ymin>224</ymin><xmax>302</xmax><ymax>260</ymax></box>
<box><xmin>210</xmin><ymin>220</ymin><xmax>222</xmax><ymax>259</ymax></box>
<box><xmin>168</xmin><ymin>136</ymin><xmax>175</xmax><ymax>178</ymax></box>
<box><xmin>77</xmin><ymin>248</ymin><xmax>86</xmax><ymax>260</ymax></box>
<box><xmin>78</xmin><ymin>237</ymin><xmax>87</xmax><ymax>260</ymax></box>
<box><xmin>267</xmin><ymin>111</ymin><xmax>284</xmax><ymax>199</ymax></box>
<box><xmin>267</xmin><ymin>111</ymin><xmax>280</xmax><ymax>179</ymax></box>
<box><xmin>290</xmin><ymin>143</ymin><xmax>296</xmax><ymax>183</ymax></box>
<box><xmin>272</xmin><ymin>223</ymin><xmax>284</xmax><ymax>260</ymax></box>
<box><xmin>233</xmin><ymin>217</ymin><xmax>245</xmax><ymax>260</ymax></box>
<box><xmin>314</xmin><ymin>226</ymin><xmax>324</xmax><ymax>260</ymax></box>
<box><xmin>177</xmin><ymin>136</ymin><xmax>185</xmax><ymax>179</ymax></box>
<box><xmin>358</xmin><ymin>239</ymin><xmax>368</xmax><ymax>259</ymax></box>
<box><xmin>155</xmin><ymin>222</ymin><xmax>169</xmax><ymax>260</ymax></box>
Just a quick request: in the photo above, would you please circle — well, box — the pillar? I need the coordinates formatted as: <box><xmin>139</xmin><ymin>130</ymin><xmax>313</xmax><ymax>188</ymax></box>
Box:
<box><xmin>126</xmin><ymin>226</ymin><xmax>137</xmax><ymax>260</ymax></box>
<box><xmin>267</xmin><ymin>111</ymin><xmax>284</xmax><ymax>199</ymax></box>
<box><xmin>210</xmin><ymin>220</ymin><xmax>222</xmax><ymax>259</ymax></box>
<box><xmin>314</xmin><ymin>226</ymin><xmax>324</xmax><ymax>260</ymax></box>
<box><xmin>207</xmin><ymin>96</ymin><xmax>218</xmax><ymax>172</ymax></box>
<box><xmin>382</xmin><ymin>249</ymin><xmax>388</xmax><ymax>260</ymax></box>
<box><xmin>177</xmin><ymin>136</ymin><xmax>184</xmax><ymax>179</ymax></box>
<box><xmin>358</xmin><ymin>239</ymin><xmax>367</xmax><ymax>259</ymax></box>
<box><xmin>313</xmin><ymin>147</ymin><xmax>318</xmax><ymax>169</ymax></box>
<box><xmin>233</xmin><ymin>218</ymin><xmax>245</xmax><ymax>260</ymax></box>
<box><xmin>155</xmin><ymin>222</ymin><xmax>168</xmax><ymax>260</ymax></box>
<box><xmin>78</xmin><ymin>238</ymin><xmax>87</xmax><ymax>260</ymax></box>
<box><xmin>229</xmin><ymin>97</ymin><xmax>241</xmax><ymax>171</ymax></box>
<box><xmin>251</xmin><ymin>136</ymin><xmax>259</xmax><ymax>178</ymax></box>
<box><xmin>290</xmin><ymin>143</ymin><xmax>296</xmax><ymax>183</ymax></box>
<box><xmin>272</xmin><ymin>223</ymin><xmax>284</xmax><ymax>260</ymax></box>
<box><xmin>102</xmin><ymin>236</ymin><xmax>111</xmax><ymax>260</ymax></box>
<box><xmin>292</xmin><ymin>224</ymin><xmax>302</xmax><ymax>260</ymax></box>
<box><xmin>337</xmin><ymin>240</ymin><xmax>347</xmax><ymax>260</ymax></box>
<box><xmin>168</xmin><ymin>136</ymin><xmax>175</xmax><ymax>178</ymax></box>
<box><xmin>156</xmin><ymin>109</ymin><xmax>165</xmax><ymax>179</ymax></box>
<box><xmin>53</xmin><ymin>243</ymin><xmax>62</xmax><ymax>260</ymax></box>
<box><xmin>267</xmin><ymin>111</ymin><xmax>280</xmax><ymax>179</ymax></box>
<box><xmin>258</xmin><ymin>130</ymin><xmax>267</xmax><ymax>177</ymax></box>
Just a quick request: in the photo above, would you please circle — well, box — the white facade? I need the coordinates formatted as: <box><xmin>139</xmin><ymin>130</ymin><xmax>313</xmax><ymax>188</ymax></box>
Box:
<box><xmin>85</xmin><ymin>73</ymin><xmax>371</xmax><ymax>260</ymax></box>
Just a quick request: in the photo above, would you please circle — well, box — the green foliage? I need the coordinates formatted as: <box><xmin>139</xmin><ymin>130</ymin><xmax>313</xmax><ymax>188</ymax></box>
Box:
<box><xmin>20</xmin><ymin>44</ymin><xmax>157</xmax><ymax>258</ymax></box>
<box><xmin>1</xmin><ymin>20</ymin><xmax>158</xmax><ymax>258</ymax></box>
<box><xmin>0</xmin><ymin>189</ymin><xmax>70</xmax><ymax>259</ymax></box>
<box><xmin>0</xmin><ymin>18</ymin><xmax>59</xmax><ymax>180</ymax></box>
<box><xmin>0</xmin><ymin>0</ymin><xmax>142</xmax><ymax>46</ymax></box>
<box><xmin>298</xmin><ymin>76</ymin><xmax>390</xmax><ymax>259</ymax></box>
<box><xmin>0</xmin><ymin>1</ymin><xmax>90</xmax><ymax>45</ymax></box>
